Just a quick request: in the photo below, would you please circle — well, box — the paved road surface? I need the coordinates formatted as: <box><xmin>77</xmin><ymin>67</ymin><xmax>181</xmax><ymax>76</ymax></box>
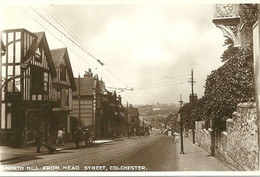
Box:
<box><xmin>1</xmin><ymin>133</ymin><xmax>177</xmax><ymax>172</ymax></box>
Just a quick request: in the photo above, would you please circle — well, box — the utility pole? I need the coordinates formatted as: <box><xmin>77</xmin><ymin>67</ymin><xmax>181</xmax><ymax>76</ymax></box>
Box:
<box><xmin>78</xmin><ymin>74</ymin><xmax>81</xmax><ymax>128</ymax></box>
<box><xmin>127</xmin><ymin>101</ymin><xmax>129</xmax><ymax>138</ymax></box>
<box><xmin>189</xmin><ymin>69</ymin><xmax>196</xmax><ymax>144</ymax></box>
<box><xmin>179</xmin><ymin>94</ymin><xmax>184</xmax><ymax>154</ymax></box>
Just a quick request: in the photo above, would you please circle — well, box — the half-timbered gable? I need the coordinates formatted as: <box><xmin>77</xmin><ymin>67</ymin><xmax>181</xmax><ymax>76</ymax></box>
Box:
<box><xmin>51</xmin><ymin>48</ymin><xmax>76</xmax><ymax>110</ymax></box>
<box><xmin>0</xmin><ymin>29</ymin><xmax>57</xmax><ymax>146</ymax></box>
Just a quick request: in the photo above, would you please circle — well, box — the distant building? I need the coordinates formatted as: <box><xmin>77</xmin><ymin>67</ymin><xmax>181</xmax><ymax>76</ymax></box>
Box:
<box><xmin>71</xmin><ymin>69</ymin><xmax>102</xmax><ymax>138</ymax></box>
<box><xmin>128</xmin><ymin>104</ymin><xmax>140</xmax><ymax>135</ymax></box>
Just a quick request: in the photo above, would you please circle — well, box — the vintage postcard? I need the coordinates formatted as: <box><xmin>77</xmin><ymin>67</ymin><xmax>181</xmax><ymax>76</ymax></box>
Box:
<box><xmin>0</xmin><ymin>0</ymin><xmax>259</xmax><ymax>176</ymax></box>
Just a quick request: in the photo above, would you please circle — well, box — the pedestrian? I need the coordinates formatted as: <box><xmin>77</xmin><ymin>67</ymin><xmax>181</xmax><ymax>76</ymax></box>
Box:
<box><xmin>35</xmin><ymin>127</ymin><xmax>43</xmax><ymax>153</ymax></box>
<box><xmin>172</xmin><ymin>132</ymin><xmax>176</xmax><ymax>143</ymax></box>
<box><xmin>73</xmin><ymin>127</ymin><xmax>81</xmax><ymax>148</ymax></box>
<box><xmin>84</xmin><ymin>128</ymin><xmax>90</xmax><ymax>147</ymax></box>
<box><xmin>56</xmin><ymin>128</ymin><xmax>65</xmax><ymax>146</ymax></box>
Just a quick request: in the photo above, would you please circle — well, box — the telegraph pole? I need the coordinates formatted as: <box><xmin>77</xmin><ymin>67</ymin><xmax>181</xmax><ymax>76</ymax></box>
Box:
<box><xmin>189</xmin><ymin>69</ymin><xmax>196</xmax><ymax>144</ymax></box>
<box><xmin>179</xmin><ymin>94</ymin><xmax>184</xmax><ymax>154</ymax></box>
<box><xmin>78</xmin><ymin>74</ymin><xmax>81</xmax><ymax>128</ymax></box>
<box><xmin>127</xmin><ymin>101</ymin><xmax>129</xmax><ymax>138</ymax></box>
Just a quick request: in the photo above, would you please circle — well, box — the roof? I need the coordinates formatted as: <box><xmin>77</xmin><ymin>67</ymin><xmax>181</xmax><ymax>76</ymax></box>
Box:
<box><xmin>99</xmin><ymin>80</ymin><xmax>107</xmax><ymax>93</ymax></box>
<box><xmin>73</xmin><ymin>77</ymin><xmax>95</xmax><ymax>96</ymax></box>
<box><xmin>128</xmin><ymin>106</ymin><xmax>139</xmax><ymax>117</ymax></box>
<box><xmin>51</xmin><ymin>48</ymin><xmax>67</xmax><ymax>67</ymax></box>
<box><xmin>51</xmin><ymin>48</ymin><xmax>76</xmax><ymax>91</ymax></box>
<box><xmin>22</xmin><ymin>31</ymin><xmax>56</xmax><ymax>77</ymax></box>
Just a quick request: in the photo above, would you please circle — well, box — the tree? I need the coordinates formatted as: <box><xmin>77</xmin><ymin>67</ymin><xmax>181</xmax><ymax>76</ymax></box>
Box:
<box><xmin>192</xmin><ymin>4</ymin><xmax>257</xmax><ymax>130</ymax></box>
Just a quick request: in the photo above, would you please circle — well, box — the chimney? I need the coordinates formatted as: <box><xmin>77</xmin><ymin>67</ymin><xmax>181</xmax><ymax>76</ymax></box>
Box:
<box><xmin>118</xmin><ymin>95</ymin><xmax>122</xmax><ymax>105</ymax></box>
<box><xmin>84</xmin><ymin>68</ymin><xmax>93</xmax><ymax>77</ymax></box>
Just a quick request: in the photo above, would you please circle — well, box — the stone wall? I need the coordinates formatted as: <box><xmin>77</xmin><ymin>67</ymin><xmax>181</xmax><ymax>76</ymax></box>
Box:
<box><xmin>195</xmin><ymin>128</ymin><xmax>211</xmax><ymax>154</ymax></box>
<box><xmin>193</xmin><ymin>102</ymin><xmax>258</xmax><ymax>171</ymax></box>
<box><xmin>225</xmin><ymin>102</ymin><xmax>258</xmax><ymax>171</ymax></box>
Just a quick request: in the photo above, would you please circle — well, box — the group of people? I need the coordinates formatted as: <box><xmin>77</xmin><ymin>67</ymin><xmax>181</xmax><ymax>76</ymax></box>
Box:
<box><xmin>72</xmin><ymin>127</ymin><xmax>92</xmax><ymax>148</ymax></box>
<box><xmin>34</xmin><ymin>126</ymin><xmax>92</xmax><ymax>153</ymax></box>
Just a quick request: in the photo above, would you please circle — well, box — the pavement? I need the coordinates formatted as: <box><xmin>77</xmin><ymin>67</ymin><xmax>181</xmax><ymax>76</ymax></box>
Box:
<box><xmin>0</xmin><ymin>139</ymin><xmax>116</xmax><ymax>163</ymax></box>
<box><xmin>176</xmin><ymin>137</ymin><xmax>232</xmax><ymax>171</ymax></box>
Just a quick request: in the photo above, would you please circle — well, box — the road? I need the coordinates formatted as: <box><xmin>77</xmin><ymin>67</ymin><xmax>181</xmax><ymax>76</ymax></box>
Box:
<box><xmin>1</xmin><ymin>131</ymin><xmax>178</xmax><ymax>172</ymax></box>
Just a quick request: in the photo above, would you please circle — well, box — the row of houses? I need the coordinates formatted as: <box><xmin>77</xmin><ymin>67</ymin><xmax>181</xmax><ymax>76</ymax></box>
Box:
<box><xmin>0</xmin><ymin>28</ymin><xmax>140</xmax><ymax>147</ymax></box>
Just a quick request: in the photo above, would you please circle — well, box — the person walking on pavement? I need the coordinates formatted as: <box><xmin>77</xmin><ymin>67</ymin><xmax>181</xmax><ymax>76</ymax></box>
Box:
<box><xmin>56</xmin><ymin>128</ymin><xmax>65</xmax><ymax>146</ymax></box>
<box><xmin>35</xmin><ymin>127</ymin><xmax>43</xmax><ymax>153</ymax></box>
<box><xmin>35</xmin><ymin>126</ymin><xmax>56</xmax><ymax>153</ymax></box>
<box><xmin>172</xmin><ymin>132</ymin><xmax>176</xmax><ymax>143</ymax></box>
<box><xmin>73</xmin><ymin>127</ymin><xmax>81</xmax><ymax>148</ymax></box>
<box><xmin>84</xmin><ymin>128</ymin><xmax>90</xmax><ymax>147</ymax></box>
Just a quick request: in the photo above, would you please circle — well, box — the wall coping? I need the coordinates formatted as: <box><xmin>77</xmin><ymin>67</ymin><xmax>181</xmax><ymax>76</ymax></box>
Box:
<box><xmin>221</xmin><ymin>131</ymin><xmax>227</xmax><ymax>136</ymax></box>
<box><xmin>237</xmin><ymin>102</ymin><xmax>256</xmax><ymax>108</ymax></box>
<box><xmin>232</xmin><ymin>111</ymin><xmax>241</xmax><ymax>117</ymax></box>
<box><xmin>203</xmin><ymin>128</ymin><xmax>209</xmax><ymax>134</ymax></box>
<box><xmin>226</xmin><ymin>118</ymin><xmax>233</xmax><ymax>123</ymax></box>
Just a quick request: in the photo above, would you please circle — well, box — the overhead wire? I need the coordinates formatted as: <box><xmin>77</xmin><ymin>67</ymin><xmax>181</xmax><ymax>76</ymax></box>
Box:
<box><xmin>20</xmin><ymin>7</ymin><xmax>118</xmax><ymax>89</ymax></box>
<box><xmin>21</xmin><ymin>6</ymin><xmax>186</xmax><ymax>104</ymax></box>
<box><xmin>134</xmin><ymin>81</ymin><xmax>188</xmax><ymax>91</ymax></box>
<box><xmin>31</xmin><ymin>6</ymin><xmax>137</xmax><ymax>104</ymax></box>
<box><xmin>30</xmin><ymin>6</ymin><xmax>104</xmax><ymax>66</ymax></box>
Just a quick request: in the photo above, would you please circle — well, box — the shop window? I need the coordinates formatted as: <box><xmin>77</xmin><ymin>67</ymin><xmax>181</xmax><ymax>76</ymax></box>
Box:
<box><xmin>38</xmin><ymin>95</ymin><xmax>42</xmax><ymax>101</ymax></box>
<box><xmin>7</xmin><ymin>113</ymin><xmax>11</xmax><ymax>129</ymax></box>
<box><xmin>1</xmin><ymin>104</ymin><xmax>6</xmax><ymax>129</ymax></box>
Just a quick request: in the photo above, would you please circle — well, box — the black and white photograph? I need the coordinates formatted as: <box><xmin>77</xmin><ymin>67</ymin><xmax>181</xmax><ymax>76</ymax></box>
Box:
<box><xmin>0</xmin><ymin>0</ymin><xmax>259</xmax><ymax>175</ymax></box>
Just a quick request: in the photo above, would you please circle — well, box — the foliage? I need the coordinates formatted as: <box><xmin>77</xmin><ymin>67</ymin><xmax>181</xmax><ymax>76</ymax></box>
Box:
<box><xmin>191</xmin><ymin>4</ymin><xmax>257</xmax><ymax>130</ymax></box>
<box><xmin>179</xmin><ymin>103</ymin><xmax>193</xmax><ymax>129</ymax></box>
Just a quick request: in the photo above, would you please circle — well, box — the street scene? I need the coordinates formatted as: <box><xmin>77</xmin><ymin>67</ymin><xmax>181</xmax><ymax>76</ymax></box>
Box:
<box><xmin>0</xmin><ymin>2</ymin><xmax>260</xmax><ymax>175</ymax></box>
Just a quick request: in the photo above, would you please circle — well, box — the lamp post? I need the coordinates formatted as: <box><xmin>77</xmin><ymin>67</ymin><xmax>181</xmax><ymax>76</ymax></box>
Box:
<box><xmin>179</xmin><ymin>94</ymin><xmax>184</xmax><ymax>154</ymax></box>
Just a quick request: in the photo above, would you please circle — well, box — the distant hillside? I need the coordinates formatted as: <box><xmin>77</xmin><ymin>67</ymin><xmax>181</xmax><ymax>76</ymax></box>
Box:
<box><xmin>137</xmin><ymin>103</ymin><xmax>179</xmax><ymax>128</ymax></box>
<box><xmin>138</xmin><ymin>103</ymin><xmax>179</xmax><ymax>116</ymax></box>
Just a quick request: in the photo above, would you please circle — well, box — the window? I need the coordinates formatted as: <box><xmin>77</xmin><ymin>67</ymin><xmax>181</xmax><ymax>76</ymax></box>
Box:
<box><xmin>44</xmin><ymin>72</ymin><xmax>48</xmax><ymax>92</ymax></box>
<box><xmin>7</xmin><ymin>113</ymin><xmax>11</xmax><ymax>129</ymax></box>
<box><xmin>1</xmin><ymin>104</ymin><xmax>6</xmax><ymax>129</ymax></box>
<box><xmin>65</xmin><ymin>89</ymin><xmax>69</xmax><ymax>106</ymax></box>
<box><xmin>34</xmin><ymin>48</ymin><xmax>42</xmax><ymax>62</ymax></box>
<box><xmin>60</xmin><ymin>65</ymin><xmax>66</xmax><ymax>81</ymax></box>
<box><xmin>31</xmin><ymin>67</ymin><xmax>43</xmax><ymax>94</ymax></box>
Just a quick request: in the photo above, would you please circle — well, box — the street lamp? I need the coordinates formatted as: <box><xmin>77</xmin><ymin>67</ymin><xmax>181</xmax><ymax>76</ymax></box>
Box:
<box><xmin>179</xmin><ymin>94</ymin><xmax>184</xmax><ymax>154</ymax></box>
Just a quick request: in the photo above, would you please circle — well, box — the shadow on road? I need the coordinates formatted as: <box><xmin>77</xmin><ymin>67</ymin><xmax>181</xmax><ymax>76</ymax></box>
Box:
<box><xmin>1</xmin><ymin>151</ymin><xmax>73</xmax><ymax>165</ymax></box>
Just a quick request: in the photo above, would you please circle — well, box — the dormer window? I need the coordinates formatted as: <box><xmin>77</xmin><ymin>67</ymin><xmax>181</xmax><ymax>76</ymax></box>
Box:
<box><xmin>35</xmin><ymin>48</ymin><xmax>42</xmax><ymax>62</ymax></box>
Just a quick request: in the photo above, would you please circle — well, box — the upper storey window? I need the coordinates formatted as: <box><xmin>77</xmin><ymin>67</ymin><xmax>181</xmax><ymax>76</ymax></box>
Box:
<box><xmin>34</xmin><ymin>48</ymin><xmax>42</xmax><ymax>63</ymax></box>
<box><xmin>60</xmin><ymin>65</ymin><xmax>66</xmax><ymax>81</ymax></box>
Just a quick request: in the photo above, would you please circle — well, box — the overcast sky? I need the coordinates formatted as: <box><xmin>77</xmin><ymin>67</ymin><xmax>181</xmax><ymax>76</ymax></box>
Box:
<box><xmin>0</xmin><ymin>1</ymin><xmax>227</xmax><ymax>105</ymax></box>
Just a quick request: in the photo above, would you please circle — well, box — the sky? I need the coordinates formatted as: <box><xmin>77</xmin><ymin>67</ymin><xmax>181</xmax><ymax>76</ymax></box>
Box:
<box><xmin>0</xmin><ymin>1</ymin><xmax>227</xmax><ymax>105</ymax></box>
